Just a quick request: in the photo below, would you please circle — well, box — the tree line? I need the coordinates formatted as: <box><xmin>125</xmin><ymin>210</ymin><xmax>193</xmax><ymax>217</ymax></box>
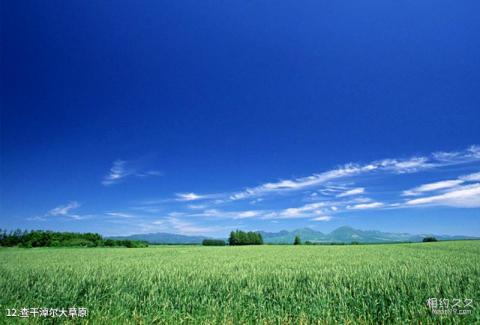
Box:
<box><xmin>228</xmin><ymin>230</ymin><xmax>263</xmax><ymax>245</ymax></box>
<box><xmin>202</xmin><ymin>239</ymin><xmax>226</xmax><ymax>246</ymax></box>
<box><xmin>0</xmin><ymin>229</ymin><xmax>148</xmax><ymax>248</ymax></box>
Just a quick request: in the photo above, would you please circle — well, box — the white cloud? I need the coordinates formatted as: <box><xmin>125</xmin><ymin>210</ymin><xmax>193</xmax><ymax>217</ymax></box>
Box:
<box><xmin>102</xmin><ymin>159</ymin><xmax>161</xmax><ymax>186</ymax></box>
<box><xmin>265</xmin><ymin>202</ymin><xmax>326</xmax><ymax>219</ymax></box>
<box><xmin>190</xmin><ymin>208</ymin><xmax>265</xmax><ymax>220</ymax></box>
<box><xmin>405</xmin><ymin>183</ymin><xmax>480</xmax><ymax>208</ymax></box>
<box><xmin>348</xmin><ymin>202</ymin><xmax>384</xmax><ymax>210</ymax></box>
<box><xmin>256</xmin><ymin>202</ymin><xmax>330</xmax><ymax>220</ymax></box>
<box><xmin>312</xmin><ymin>216</ymin><xmax>332</xmax><ymax>221</ymax></box>
<box><xmin>187</xmin><ymin>204</ymin><xmax>208</xmax><ymax>210</ymax></box>
<box><xmin>154</xmin><ymin>146</ymin><xmax>479</xmax><ymax>206</ymax></box>
<box><xmin>227</xmin><ymin>146</ymin><xmax>475</xmax><ymax>201</ymax></box>
<box><xmin>377</xmin><ymin>157</ymin><xmax>432</xmax><ymax>174</ymax></box>
<box><xmin>105</xmin><ymin>212</ymin><xmax>136</xmax><ymax>218</ymax></box>
<box><xmin>402</xmin><ymin>180</ymin><xmax>463</xmax><ymax>196</ymax></box>
<box><xmin>175</xmin><ymin>192</ymin><xmax>206</xmax><ymax>201</ymax></box>
<box><xmin>433</xmin><ymin>145</ymin><xmax>480</xmax><ymax>163</ymax></box>
<box><xmin>402</xmin><ymin>171</ymin><xmax>480</xmax><ymax>196</ymax></box>
<box><xmin>237</xmin><ymin>210</ymin><xmax>262</xmax><ymax>219</ymax></box>
<box><xmin>166</xmin><ymin>217</ymin><xmax>226</xmax><ymax>235</ymax></box>
<box><xmin>337</xmin><ymin>187</ymin><xmax>365</xmax><ymax>197</ymax></box>
<box><xmin>460</xmin><ymin>172</ymin><xmax>480</xmax><ymax>182</ymax></box>
<box><xmin>229</xmin><ymin>164</ymin><xmax>372</xmax><ymax>200</ymax></box>
<box><xmin>102</xmin><ymin>160</ymin><xmax>130</xmax><ymax>186</ymax></box>
<box><xmin>48</xmin><ymin>201</ymin><xmax>81</xmax><ymax>218</ymax></box>
<box><xmin>350</xmin><ymin>197</ymin><xmax>373</xmax><ymax>203</ymax></box>
<box><xmin>469</xmin><ymin>145</ymin><xmax>480</xmax><ymax>158</ymax></box>
<box><xmin>187</xmin><ymin>204</ymin><xmax>333</xmax><ymax>220</ymax></box>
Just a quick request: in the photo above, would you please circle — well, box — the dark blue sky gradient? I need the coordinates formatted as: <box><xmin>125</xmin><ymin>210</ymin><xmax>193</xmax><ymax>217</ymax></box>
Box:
<box><xmin>1</xmin><ymin>1</ymin><xmax>479</xmax><ymax>236</ymax></box>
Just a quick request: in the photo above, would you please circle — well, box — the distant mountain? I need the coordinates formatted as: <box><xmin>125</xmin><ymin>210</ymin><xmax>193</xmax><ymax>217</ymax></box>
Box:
<box><xmin>108</xmin><ymin>227</ymin><xmax>479</xmax><ymax>244</ymax></box>
<box><xmin>261</xmin><ymin>226</ymin><xmax>479</xmax><ymax>244</ymax></box>
<box><xmin>259</xmin><ymin>228</ymin><xmax>325</xmax><ymax>243</ymax></box>
<box><xmin>108</xmin><ymin>232</ymin><xmax>206</xmax><ymax>244</ymax></box>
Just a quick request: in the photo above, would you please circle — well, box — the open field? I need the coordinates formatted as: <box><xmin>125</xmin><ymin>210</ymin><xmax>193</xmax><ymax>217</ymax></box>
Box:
<box><xmin>0</xmin><ymin>241</ymin><xmax>479</xmax><ymax>324</ymax></box>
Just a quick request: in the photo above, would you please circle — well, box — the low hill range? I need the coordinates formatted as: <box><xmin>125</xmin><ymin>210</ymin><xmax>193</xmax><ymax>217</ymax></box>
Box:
<box><xmin>108</xmin><ymin>226</ymin><xmax>478</xmax><ymax>244</ymax></box>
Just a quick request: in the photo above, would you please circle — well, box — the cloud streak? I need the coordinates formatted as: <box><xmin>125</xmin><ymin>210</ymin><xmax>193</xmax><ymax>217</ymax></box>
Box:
<box><xmin>175</xmin><ymin>193</ymin><xmax>207</xmax><ymax>201</ymax></box>
<box><xmin>337</xmin><ymin>187</ymin><xmax>365</xmax><ymax>197</ymax></box>
<box><xmin>47</xmin><ymin>201</ymin><xmax>86</xmax><ymax>220</ymax></box>
<box><xmin>402</xmin><ymin>180</ymin><xmax>463</xmax><ymax>196</ymax></box>
<box><xmin>405</xmin><ymin>183</ymin><xmax>480</xmax><ymax>208</ymax></box>
<box><xmin>402</xmin><ymin>171</ymin><xmax>480</xmax><ymax>196</ymax></box>
<box><xmin>312</xmin><ymin>216</ymin><xmax>333</xmax><ymax>221</ymax></box>
<box><xmin>348</xmin><ymin>202</ymin><xmax>384</xmax><ymax>210</ymax></box>
<box><xmin>227</xmin><ymin>146</ymin><xmax>479</xmax><ymax>201</ymax></box>
<box><xmin>102</xmin><ymin>159</ymin><xmax>161</xmax><ymax>186</ymax></box>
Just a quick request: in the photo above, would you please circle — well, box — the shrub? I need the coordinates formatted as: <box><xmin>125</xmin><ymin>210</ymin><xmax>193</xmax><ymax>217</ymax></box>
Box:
<box><xmin>423</xmin><ymin>237</ymin><xmax>438</xmax><ymax>242</ymax></box>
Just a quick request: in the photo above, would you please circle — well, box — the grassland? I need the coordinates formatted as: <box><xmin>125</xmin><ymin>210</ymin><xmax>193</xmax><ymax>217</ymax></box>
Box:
<box><xmin>0</xmin><ymin>241</ymin><xmax>479</xmax><ymax>324</ymax></box>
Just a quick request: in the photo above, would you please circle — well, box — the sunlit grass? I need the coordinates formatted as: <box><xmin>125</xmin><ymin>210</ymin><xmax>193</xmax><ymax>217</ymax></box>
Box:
<box><xmin>1</xmin><ymin>241</ymin><xmax>479</xmax><ymax>324</ymax></box>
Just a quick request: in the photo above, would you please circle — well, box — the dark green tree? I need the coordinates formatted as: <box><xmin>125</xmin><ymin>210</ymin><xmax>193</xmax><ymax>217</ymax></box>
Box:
<box><xmin>294</xmin><ymin>235</ymin><xmax>302</xmax><ymax>245</ymax></box>
<box><xmin>228</xmin><ymin>231</ymin><xmax>237</xmax><ymax>246</ymax></box>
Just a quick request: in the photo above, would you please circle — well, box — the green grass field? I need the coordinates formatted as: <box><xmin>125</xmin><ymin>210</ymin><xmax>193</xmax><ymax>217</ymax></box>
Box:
<box><xmin>1</xmin><ymin>241</ymin><xmax>479</xmax><ymax>324</ymax></box>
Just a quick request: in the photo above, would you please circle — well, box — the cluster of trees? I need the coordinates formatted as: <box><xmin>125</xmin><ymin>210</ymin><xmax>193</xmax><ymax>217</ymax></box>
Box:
<box><xmin>422</xmin><ymin>236</ymin><xmax>438</xmax><ymax>242</ymax></box>
<box><xmin>0</xmin><ymin>229</ymin><xmax>148</xmax><ymax>248</ymax></box>
<box><xmin>202</xmin><ymin>239</ymin><xmax>226</xmax><ymax>246</ymax></box>
<box><xmin>228</xmin><ymin>230</ymin><xmax>263</xmax><ymax>245</ymax></box>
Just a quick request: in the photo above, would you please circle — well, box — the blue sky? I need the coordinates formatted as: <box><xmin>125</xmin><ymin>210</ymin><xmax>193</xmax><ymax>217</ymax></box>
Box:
<box><xmin>1</xmin><ymin>1</ymin><xmax>479</xmax><ymax>237</ymax></box>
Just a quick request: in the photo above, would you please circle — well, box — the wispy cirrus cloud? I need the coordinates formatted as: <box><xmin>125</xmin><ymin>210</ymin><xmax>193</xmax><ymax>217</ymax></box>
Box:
<box><xmin>41</xmin><ymin>146</ymin><xmax>478</xmax><ymax>234</ymax></box>
<box><xmin>47</xmin><ymin>201</ymin><xmax>87</xmax><ymax>220</ymax></box>
<box><xmin>402</xmin><ymin>180</ymin><xmax>463</xmax><ymax>196</ymax></box>
<box><xmin>274</xmin><ymin>202</ymin><xmax>326</xmax><ymax>219</ymax></box>
<box><xmin>105</xmin><ymin>212</ymin><xmax>137</xmax><ymax>218</ymax></box>
<box><xmin>460</xmin><ymin>172</ymin><xmax>480</xmax><ymax>182</ymax></box>
<box><xmin>27</xmin><ymin>201</ymin><xmax>100</xmax><ymax>222</ymax></box>
<box><xmin>402</xmin><ymin>171</ymin><xmax>480</xmax><ymax>196</ymax></box>
<box><xmin>102</xmin><ymin>159</ymin><xmax>161</xmax><ymax>186</ymax></box>
<box><xmin>348</xmin><ymin>202</ymin><xmax>384</xmax><ymax>210</ymax></box>
<box><xmin>432</xmin><ymin>145</ymin><xmax>480</xmax><ymax>163</ymax></box>
<box><xmin>48</xmin><ymin>201</ymin><xmax>80</xmax><ymax>216</ymax></box>
<box><xmin>337</xmin><ymin>187</ymin><xmax>365</xmax><ymax>197</ymax></box>
<box><xmin>175</xmin><ymin>192</ymin><xmax>207</xmax><ymax>201</ymax></box>
<box><xmin>405</xmin><ymin>183</ymin><xmax>480</xmax><ymax>208</ymax></box>
<box><xmin>229</xmin><ymin>164</ymin><xmax>372</xmax><ymax>201</ymax></box>
<box><xmin>102</xmin><ymin>160</ymin><xmax>130</xmax><ymax>186</ymax></box>
<box><xmin>166</xmin><ymin>217</ymin><xmax>230</xmax><ymax>235</ymax></box>
<box><xmin>312</xmin><ymin>215</ymin><xmax>333</xmax><ymax>222</ymax></box>
<box><xmin>187</xmin><ymin>204</ymin><xmax>208</xmax><ymax>210</ymax></box>
<box><xmin>186</xmin><ymin>202</ymin><xmax>332</xmax><ymax>221</ymax></box>
<box><xmin>189</xmin><ymin>208</ymin><xmax>265</xmax><ymax>219</ymax></box>
<box><xmin>226</xmin><ymin>146</ymin><xmax>479</xmax><ymax>201</ymax></box>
